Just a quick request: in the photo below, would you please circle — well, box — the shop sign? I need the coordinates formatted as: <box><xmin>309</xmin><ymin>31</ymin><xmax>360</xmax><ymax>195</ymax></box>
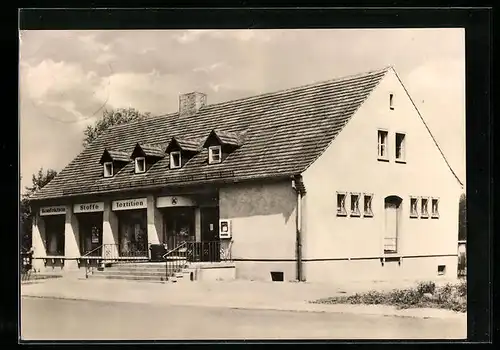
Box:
<box><xmin>112</xmin><ymin>198</ymin><xmax>147</xmax><ymax>211</ymax></box>
<box><xmin>156</xmin><ymin>196</ymin><xmax>196</xmax><ymax>208</ymax></box>
<box><xmin>40</xmin><ymin>205</ymin><xmax>66</xmax><ymax>216</ymax></box>
<box><xmin>73</xmin><ymin>202</ymin><xmax>104</xmax><ymax>214</ymax></box>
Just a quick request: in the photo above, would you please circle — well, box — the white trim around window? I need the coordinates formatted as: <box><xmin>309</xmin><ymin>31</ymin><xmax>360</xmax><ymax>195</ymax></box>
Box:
<box><xmin>377</xmin><ymin>129</ymin><xmax>389</xmax><ymax>161</ymax></box>
<box><xmin>103</xmin><ymin>162</ymin><xmax>113</xmax><ymax>178</ymax></box>
<box><xmin>134</xmin><ymin>157</ymin><xmax>146</xmax><ymax>174</ymax></box>
<box><xmin>363</xmin><ymin>193</ymin><xmax>373</xmax><ymax>217</ymax></box>
<box><xmin>431</xmin><ymin>197</ymin><xmax>440</xmax><ymax>218</ymax></box>
<box><xmin>395</xmin><ymin>132</ymin><xmax>406</xmax><ymax>163</ymax></box>
<box><xmin>169</xmin><ymin>151</ymin><xmax>182</xmax><ymax>169</ymax></box>
<box><xmin>410</xmin><ymin>196</ymin><xmax>419</xmax><ymax>218</ymax></box>
<box><xmin>336</xmin><ymin>191</ymin><xmax>347</xmax><ymax>217</ymax></box>
<box><xmin>420</xmin><ymin>196</ymin><xmax>429</xmax><ymax>218</ymax></box>
<box><xmin>208</xmin><ymin>145</ymin><xmax>222</xmax><ymax>164</ymax></box>
<box><xmin>350</xmin><ymin>192</ymin><xmax>361</xmax><ymax>217</ymax></box>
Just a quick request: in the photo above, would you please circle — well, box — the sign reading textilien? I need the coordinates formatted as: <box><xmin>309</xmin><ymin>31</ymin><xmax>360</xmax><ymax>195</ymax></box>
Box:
<box><xmin>73</xmin><ymin>202</ymin><xmax>104</xmax><ymax>214</ymax></box>
<box><xmin>112</xmin><ymin>198</ymin><xmax>147</xmax><ymax>211</ymax></box>
<box><xmin>156</xmin><ymin>196</ymin><xmax>196</xmax><ymax>208</ymax></box>
<box><xmin>40</xmin><ymin>206</ymin><xmax>66</xmax><ymax>216</ymax></box>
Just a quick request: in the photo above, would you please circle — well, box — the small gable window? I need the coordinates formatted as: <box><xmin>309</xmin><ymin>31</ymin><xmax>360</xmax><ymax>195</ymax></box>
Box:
<box><xmin>431</xmin><ymin>198</ymin><xmax>440</xmax><ymax>218</ymax></box>
<box><xmin>389</xmin><ymin>93</ymin><xmax>394</xmax><ymax>110</ymax></box>
<box><xmin>170</xmin><ymin>151</ymin><xmax>182</xmax><ymax>169</ymax></box>
<box><xmin>208</xmin><ymin>146</ymin><xmax>222</xmax><ymax>164</ymax></box>
<box><xmin>363</xmin><ymin>193</ymin><xmax>373</xmax><ymax>217</ymax></box>
<box><xmin>350</xmin><ymin>193</ymin><xmax>361</xmax><ymax>217</ymax></box>
<box><xmin>410</xmin><ymin>197</ymin><xmax>419</xmax><ymax>218</ymax></box>
<box><xmin>420</xmin><ymin>197</ymin><xmax>429</xmax><ymax>218</ymax></box>
<box><xmin>378</xmin><ymin>130</ymin><xmax>388</xmax><ymax>161</ymax></box>
<box><xmin>336</xmin><ymin>192</ymin><xmax>347</xmax><ymax>216</ymax></box>
<box><xmin>103</xmin><ymin>162</ymin><xmax>113</xmax><ymax>178</ymax></box>
<box><xmin>135</xmin><ymin>157</ymin><xmax>146</xmax><ymax>174</ymax></box>
<box><xmin>98</xmin><ymin>148</ymin><xmax>129</xmax><ymax>178</ymax></box>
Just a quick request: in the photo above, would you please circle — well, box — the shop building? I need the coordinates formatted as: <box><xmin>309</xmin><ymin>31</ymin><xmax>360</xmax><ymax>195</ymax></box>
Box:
<box><xmin>28</xmin><ymin>66</ymin><xmax>463</xmax><ymax>283</ymax></box>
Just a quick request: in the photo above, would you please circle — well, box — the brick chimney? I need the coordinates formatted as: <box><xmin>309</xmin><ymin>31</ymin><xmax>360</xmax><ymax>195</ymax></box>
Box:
<box><xmin>179</xmin><ymin>92</ymin><xmax>207</xmax><ymax>116</ymax></box>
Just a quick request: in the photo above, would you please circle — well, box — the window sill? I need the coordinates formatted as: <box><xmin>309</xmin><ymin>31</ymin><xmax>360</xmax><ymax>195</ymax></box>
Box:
<box><xmin>336</xmin><ymin>212</ymin><xmax>347</xmax><ymax>217</ymax></box>
<box><xmin>350</xmin><ymin>213</ymin><xmax>361</xmax><ymax>218</ymax></box>
<box><xmin>410</xmin><ymin>214</ymin><xmax>419</xmax><ymax>219</ymax></box>
<box><xmin>377</xmin><ymin>157</ymin><xmax>389</xmax><ymax>162</ymax></box>
<box><xmin>431</xmin><ymin>215</ymin><xmax>440</xmax><ymax>219</ymax></box>
<box><xmin>363</xmin><ymin>213</ymin><xmax>373</xmax><ymax>218</ymax></box>
<box><xmin>420</xmin><ymin>215</ymin><xmax>429</xmax><ymax>219</ymax></box>
<box><xmin>395</xmin><ymin>159</ymin><xmax>406</xmax><ymax>164</ymax></box>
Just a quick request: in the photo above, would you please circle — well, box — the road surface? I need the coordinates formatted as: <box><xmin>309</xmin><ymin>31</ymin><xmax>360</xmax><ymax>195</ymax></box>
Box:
<box><xmin>20</xmin><ymin>297</ymin><xmax>466</xmax><ymax>340</ymax></box>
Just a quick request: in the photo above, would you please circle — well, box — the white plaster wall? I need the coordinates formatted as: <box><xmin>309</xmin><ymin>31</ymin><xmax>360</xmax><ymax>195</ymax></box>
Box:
<box><xmin>302</xmin><ymin>68</ymin><xmax>463</xmax><ymax>266</ymax></box>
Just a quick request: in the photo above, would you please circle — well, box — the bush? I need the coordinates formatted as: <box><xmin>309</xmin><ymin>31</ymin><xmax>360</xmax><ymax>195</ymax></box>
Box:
<box><xmin>389</xmin><ymin>288</ymin><xmax>422</xmax><ymax>306</ymax></box>
<box><xmin>417</xmin><ymin>281</ymin><xmax>436</xmax><ymax>295</ymax></box>
<box><xmin>456</xmin><ymin>279</ymin><xmax>467</xmax><ymax>298</ymax></box>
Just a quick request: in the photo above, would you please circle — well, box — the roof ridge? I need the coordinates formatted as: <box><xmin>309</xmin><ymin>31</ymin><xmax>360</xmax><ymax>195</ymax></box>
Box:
<box><xmin>155</xmin><ymin>66</ymin><xmax>391</xmax><ymax>118</ymax></box>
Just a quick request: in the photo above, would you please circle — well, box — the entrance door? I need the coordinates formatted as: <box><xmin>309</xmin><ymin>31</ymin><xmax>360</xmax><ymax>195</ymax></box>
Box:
<box><xmin>200</xmin><ymin>207</ymin><xmax>220</xmax><ymax>262</ymax></box>
<box><xmin>79</xmin><ymin>213</ymin><xmax>103</xmax><ymax>256</ymax></box>
<box><xmin>384</xmin><ymin>196</ymin><xmax>402</xmax><ymax>253</ymax></box>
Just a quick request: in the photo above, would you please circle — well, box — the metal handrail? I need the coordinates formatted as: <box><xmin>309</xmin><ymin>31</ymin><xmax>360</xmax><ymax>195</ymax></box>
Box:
<box><xmin>162</xmin><ymin>241</ymin><xmax>187</xmax><ymax>260</ymax></box>
<box><xmin>82</xmin><ymin>244</ymin><xmax>103</xmax><ymax>279</ymax></box>
<box><xmin>82</xmin><ymin>244</ymin><xmax>103</xmax><ymax>258</ymax></box>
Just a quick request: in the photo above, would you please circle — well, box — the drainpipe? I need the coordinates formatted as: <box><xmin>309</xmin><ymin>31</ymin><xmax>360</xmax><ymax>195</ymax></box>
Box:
<box><xmin>292</xmin><ymin>175</ymin><xmax>305</xmax><ymax>282</ymax></box>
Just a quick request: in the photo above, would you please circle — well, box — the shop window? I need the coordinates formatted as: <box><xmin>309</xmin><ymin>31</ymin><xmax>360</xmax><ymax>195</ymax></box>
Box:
<box><xmin>44</xmin><ymin>216</ymin><xmax>65</xmax><ymax>256</ymax></box>
<box><xmin>208</xmin><ymin>146</ymin><xmax>222</xmax><ymax>164</ymax></box>
<box><xmin>103</xmin><ymin>162</ymin><xmax>113</xmax><ymax>177</ymax></box>
<box><xmin>135</xmin><ymin>157</ymin><xmax>146</xmax><ymax>174</ymax></box>
<box><xmin>363</xmin><ymin>193</ymin><xmax>373</xmax><ymax>217</ymax></box>
<box><xmin>378</xmin><ymin>130</ymin><xmax>388</xmax><ymax>161</ymax></box>
<box><xmin>337</xmin><ymin>192</ymin><xmax>347</xmax><ymax>216</ymax></box>
<box><xmin>170</xmin><ymin>151</ymin><xmax>182</xmax><ymax>169</ymax></box>
<box><xmin>350</xmin><ymin>193</ymin><xmax>360</xmax><ymax>217</ymax></box>
<box><xmin>431</xmin><ymin>198</ymin><xmax>440</xmax><ymax>218</ymax></box>
<box><xmin>395</xmin><ymin>133</ymin><xmax>406</xmax><ymax>162</ymax></box>
<box><xmin>118</xmin><ymin>211</ymin><xmax>148</xmax><ymax>257</ymax></box>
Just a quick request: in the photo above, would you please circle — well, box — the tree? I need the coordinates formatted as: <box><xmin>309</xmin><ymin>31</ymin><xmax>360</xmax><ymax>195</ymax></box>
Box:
<box><xmin>20</xmin><ymin>168</ymin><xmax>58</xmax><ymax>250</ymax></box>
<box><xmin>82</xmin><ymin>107</ymin><xmax>150</xmax><ymax>147</ymax></box>
<box><xmin>458</xmin><ymin>193</ymin><xmax>467</xmax><ymax>241</ymax></box>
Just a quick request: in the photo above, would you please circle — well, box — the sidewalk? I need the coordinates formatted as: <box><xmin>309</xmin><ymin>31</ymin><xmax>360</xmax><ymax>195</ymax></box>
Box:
<box><xmin>20</xmin><ymin>278</ymin><xmax>466</xmax><ymax>320</ymax></box>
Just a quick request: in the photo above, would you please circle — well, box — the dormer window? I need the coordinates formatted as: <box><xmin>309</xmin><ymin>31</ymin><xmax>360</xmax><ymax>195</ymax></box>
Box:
<box><xmin>208</xmin><ymin>146</ymin><xmax>222</xmax><ymax>164</ymax></box>
<box><xmin>99</xmin><ymin>148</ymin><xmax>129</xmax><ymax>178</ymax></box>
<box><xmin>135</xmin><ymin>157</ymin><xmax>146</xmax><ymax>174</ymax></box>
<box><xmin>103</xmin><ymin>162</ymin><xmax>113</xmax><ymax>178</ymax></box>
<box><xmin>170</xmin><ymin>151</ymin><xmax>182</xmax><ymax>169</ymax></box>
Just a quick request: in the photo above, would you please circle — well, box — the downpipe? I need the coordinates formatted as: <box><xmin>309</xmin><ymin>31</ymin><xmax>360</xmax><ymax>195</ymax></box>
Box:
<box><xmin>292</xmin><ymin>175</ymin><xmax>305</xmax><ymax>282</ymax></box>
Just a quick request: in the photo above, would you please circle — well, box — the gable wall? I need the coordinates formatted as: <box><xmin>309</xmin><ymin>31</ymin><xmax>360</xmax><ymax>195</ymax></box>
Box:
<box><xmin>301</xmin><ymin>69</ymin><xmax>462</xmax><ymax>266</ymax></box>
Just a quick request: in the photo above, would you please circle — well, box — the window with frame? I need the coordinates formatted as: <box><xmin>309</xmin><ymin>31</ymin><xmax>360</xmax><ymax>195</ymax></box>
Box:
<box><xmin>336</xmin><ymin>192</ymin><xmax>347</xmax><ymax>216</ymax></box>
<box><xmin>410</xmin><ymin>197</ymin><xmax>419</xmax><ymax>218</ymax></box>
<box><xmin>208</xmin><ymin>146</ymin><xmax>222</xmax><ymax>164</ymax></box>
<box><xmin>169</xmin><ymin>151</ymin><xmax>182</xmax><ymax>169</ymax></box>
<box><xmin>431</xmin><ymin>198</ymin><xmax>440</xmax><ymax>218</ymax></box>
<box><xmin>389</xmin><ymin>93</ymin><xmax>394</xmax><ymax>110</ymax></box>
<box><xmin>395</xmin><ymin>133</ymin><xmax>406</xmax><ymax>162</ymax></box>
<box><xmin>363</xmin><ymin>194</ymin><xmax>373</xmax><ymax>217</ymax></box>
<box><xmin>103</xmin><ymin>162</ymin><xmax>113</xmax><ymax>178</ymax></box>
<box><xmin>134</xmin><ymin>157</ymin><xmax>146</xmax><ymax>173</ymax></box>
<box><xmin>420</xmin><ymin>197</ymin><xmax>429</xmax><ymax>218</ymax></box>
<box><xmin>377</xmin><ymin>130</ymin><xmax>388</xmax><ymax>160</ymax></box>
<box><xmin>350</xmin><ymin>193</ymin><xmax>361</xmax><ymax>217</ymax></box>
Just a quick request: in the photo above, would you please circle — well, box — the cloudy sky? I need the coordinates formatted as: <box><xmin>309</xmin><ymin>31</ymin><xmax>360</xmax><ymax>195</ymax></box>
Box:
<box><xmin>19</xmin><ymin>28</ymin><xmax>465</xmax><ymax>191</ymax></box>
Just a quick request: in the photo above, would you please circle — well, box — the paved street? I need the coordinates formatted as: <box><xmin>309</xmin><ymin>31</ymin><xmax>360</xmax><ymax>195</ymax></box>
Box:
<box><xmin>21</xmin><ymin>297</ymin><xmax>466</xmax><ymax>340</ymax></box>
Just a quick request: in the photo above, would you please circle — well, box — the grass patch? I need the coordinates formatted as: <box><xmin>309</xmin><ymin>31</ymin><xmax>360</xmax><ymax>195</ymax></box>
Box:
<box><xmin>312</xmin><ymin>280</ymin><xmax>467</xmax><ymax>313</ymax></box>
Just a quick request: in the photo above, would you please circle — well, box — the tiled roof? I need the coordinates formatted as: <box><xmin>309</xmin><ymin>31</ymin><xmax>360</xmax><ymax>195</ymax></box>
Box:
<box><xmin>135</xmin><ymin>143</ymin><xmax>165</xmax><ymax>158</ymax></box>
<box><xmin>101</xmin><ymin>149</ymin><xmax>130</xmax><ymax>163</ymax></box>
<box><xmin>207</xmin><ymin>129</ymin><xmax>246</xmax><ymax>147</ymax></box>
<box><xmin>32</xmin><ymin>67</ymin><xmax>390</xmax><ymax>200</ymax></box>
<box><xmin>168</xmin><ymin>136</ymin><xmax>203</xmax><ymax>152</ymax></box>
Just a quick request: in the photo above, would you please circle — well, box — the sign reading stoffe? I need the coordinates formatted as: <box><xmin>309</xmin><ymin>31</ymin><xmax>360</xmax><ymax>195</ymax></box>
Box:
<box><xmin>40</xmin><ymin>205</ymin><xmax>66</xmax><ymax>216</ymax></box>
<box><xmin>112</xmin><ymin>198</ymin><xmax>147</xmax><ymax>211</ymax></box>
<box><xmin>73</xmin><ymin>202</ymin><xmax>104</xmax><ymax>214</ymax></box>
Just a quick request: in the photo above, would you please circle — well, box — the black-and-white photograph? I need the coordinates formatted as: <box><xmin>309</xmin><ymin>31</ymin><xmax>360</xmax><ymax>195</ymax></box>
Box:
<box><xmin>20</xmin><ymin>27</ymin><xmax>467</xmax><ymax>340</ymax></box>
